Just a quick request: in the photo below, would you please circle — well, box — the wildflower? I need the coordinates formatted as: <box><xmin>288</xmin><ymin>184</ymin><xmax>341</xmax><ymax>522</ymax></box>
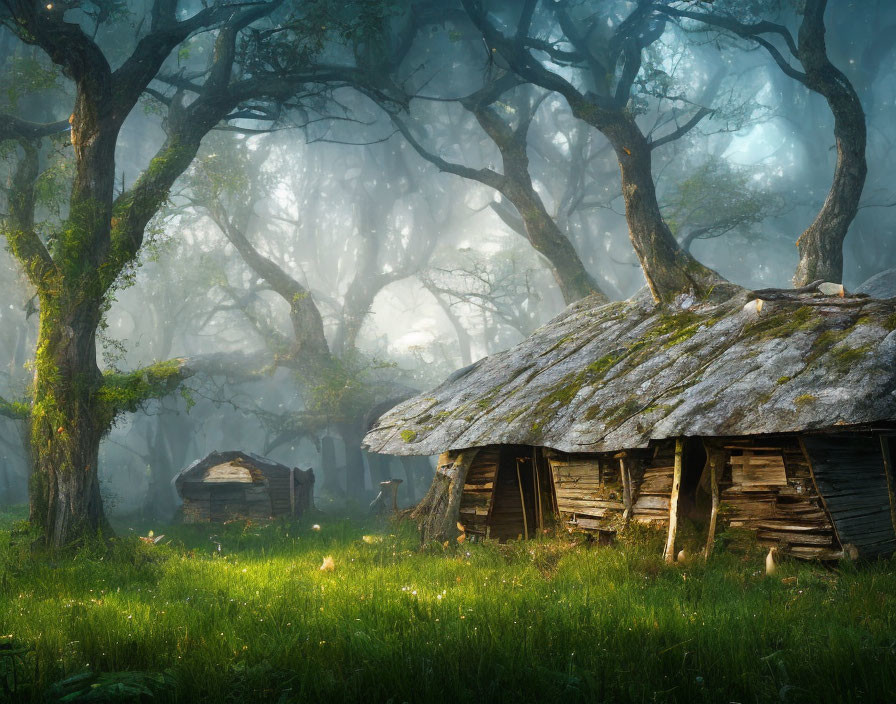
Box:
<box><xmin>320</xmin><ymin>555</ymin><xmax>335</xmax><ymax>572</ymax></box>
<box><xmin>311</xmin><ymin>524</ymin><xmax>321</xmax><ymax>532</ymax></box>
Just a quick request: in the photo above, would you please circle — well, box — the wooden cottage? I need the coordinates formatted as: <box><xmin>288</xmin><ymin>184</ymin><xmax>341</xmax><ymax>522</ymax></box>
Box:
<box><xmin>364</xmin><ymin>285</ymin><xmax>896</xmax><ymax>560</ymax></box>
<box><xmin>173</xmin><ymin>451</ymin><xmax>314</xmax><ymax>523</ymax></box>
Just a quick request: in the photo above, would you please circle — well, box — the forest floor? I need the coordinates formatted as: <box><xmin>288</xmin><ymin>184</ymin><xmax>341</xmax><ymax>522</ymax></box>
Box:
<box><xmin>0</xmin><ymin>506</ymin><xmax>894</xmax><ymax>703</ymax></box>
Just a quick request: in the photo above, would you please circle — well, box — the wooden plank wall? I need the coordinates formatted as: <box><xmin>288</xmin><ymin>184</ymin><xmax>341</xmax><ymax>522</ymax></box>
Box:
<box><xmin>546</xmin><ymin>451</ymin><xmax>624</xmax><ymax>530</ymax></box>
<box><xmin>488</xmin><ymin>449</ymin><xmax>531</xmax><ymax>541</ymax></box>
<box><xmin>722</xmin><ymin>439</ymin><xmax>838</xmax><ymax>558</ymax></box>
<box><xmin>209</xmin><ymin>484</ymin><xmax>272</xmax><ymax>522</ymax></box>
<box><xmin>801</xmin><ymin>435</ymin><xmax>896</xmax><ymax>558</ymax></box>
<box><xmin>631</xmin><ymin>443</ymin><xmax>675</xmax><ymax>525</ymax></box>
<box><xmin>266</xmin><ymin>474</ymin><xmax>292</xmax><ymax>517</ymax></box>
<box><xmin>458</xmin><ymin>447</ymin><xmax>499</xmax><ymax>538</ymax></box>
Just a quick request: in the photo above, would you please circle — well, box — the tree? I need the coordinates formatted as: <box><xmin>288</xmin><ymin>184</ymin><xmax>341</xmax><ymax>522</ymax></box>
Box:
<box><xmin>0</xmin><ymin>0</ymin><xmax>358</xmax><ymax>547</ymax></box>
<box><xmin>391</xmin><ymin>78</ymin><xmax>606</xmax><ymax>305</ymax></box>
<box><xmin>658</xmin><ymin>0</ymin><xmax>867</xmax><ymax>286</ymax></box>
<box><xmin>662</xmin><ymin>156</ymin><xmax>786</xmax><ymax>253</ymax></box>
<box><xmin>178</xmin><ymin>132</ymin><xmax>432</xmax><ymax>501</ymax></box>
<box><xmin>458</xmin><ymin>0</ymin><xmax>729</xmax><ymax>302</ymax></box>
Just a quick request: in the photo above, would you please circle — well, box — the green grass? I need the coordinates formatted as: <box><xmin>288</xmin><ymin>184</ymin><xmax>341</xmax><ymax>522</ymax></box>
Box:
<box><xmin>1</xmin><ymin>509</ymin><xmax>895</xmax><ymax>703</ymax></box>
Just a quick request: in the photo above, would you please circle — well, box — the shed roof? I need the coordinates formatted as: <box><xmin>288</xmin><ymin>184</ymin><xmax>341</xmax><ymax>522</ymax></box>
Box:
<box><xmin>173</xmin><ymin>450</ymin><xmax>293</xmax><ymax>490</ymax></box>
<box><xmin>363</xmin><ymin>288</ymin><xmax>896</xmax><ymax>456</ymax></box>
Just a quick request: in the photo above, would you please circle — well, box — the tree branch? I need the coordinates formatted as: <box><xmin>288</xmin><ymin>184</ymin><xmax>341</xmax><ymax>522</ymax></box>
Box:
<box><xmin>2</xmin><ymin>140</ymin><xmax>56</xmax><ymax>287</ymax></box>
<box><xmin>0</xmin><ymin>395</ymin><xmax>29</xmax><ymax>420</ymax></box>
<box><xmin>0</xmin><ymin>115</ymin><xmax>70</xmax><ymax>142</ymax></box>
<box><xmin>649</xmin><ymin>106</ymin><xmax>712</xmax><ymax>150</ymax></box>
<box><xmin>389</xmin><ymin>113</ymin><xmax>505</xmax><ymax>191</ymax></box>
<box><xmin>98</xmin><ymin>351</ymin><xmax>272</xmax><ymax>423</ymax></box>
<box><xmin>656</xmin><ymin>5</ymin><xmax>808</xmax><ymax>85</ymax></box>
<box><xmin>113</xmin><ymin>1</ymin><xmax>280</xmax><ymax>124</ymax></box>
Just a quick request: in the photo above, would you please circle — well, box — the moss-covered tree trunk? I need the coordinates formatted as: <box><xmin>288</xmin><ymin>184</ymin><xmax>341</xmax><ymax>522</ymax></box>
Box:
<box><xmin>29</xmin><ymin>295</ymin><xmax>108</xmax><ymax>543</ymax></box>
<box><xmin>0</xmin><ymin>5</ymin><xmax>271</xmax><ymax>546</ymax></box>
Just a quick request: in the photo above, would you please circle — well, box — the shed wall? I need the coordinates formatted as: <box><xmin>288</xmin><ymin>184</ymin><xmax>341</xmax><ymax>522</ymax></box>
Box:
<box><xmin>721</xmin><ymin>439</ymin><xmax>838</xmax><ymax>558</ymax></box>
<box><xmin>458</xmin><ymin>447</ymin><xmax>499</xmax><ymax>538</ymax></box>
<box><xmin>801</xmin><ymin>434</ymin><xmax>896</xmax><ymax>558</ymax></box>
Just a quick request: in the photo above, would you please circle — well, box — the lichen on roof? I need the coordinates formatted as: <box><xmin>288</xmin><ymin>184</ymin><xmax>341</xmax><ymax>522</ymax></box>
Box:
<box><xmin>363</xmin><ymin>287</ymin><xmax>896</xmax><ymax>456</ymax></box>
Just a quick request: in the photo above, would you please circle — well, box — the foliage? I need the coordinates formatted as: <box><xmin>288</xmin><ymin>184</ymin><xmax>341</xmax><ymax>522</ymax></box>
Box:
<box><xmin>96</xmin><ymin>359</ymin><xmax>186</xmax><ymax>427</ymax></box>
<box><xmin>0</xmin><ymin>512</ymin><xmax>894</xmax><ymax>703</ymax></box>
<box><xmin>303</xmin><ymin>350</ymin><xmax>398</xmax><ymax>423</ymax></box>
<box><xmin>0</xmin><ymin>54</ymin><xmax>60</xmax><ymax>111</ymax></box>
<box><xmin>662</xmin><ymin>156</ymin><xmax>785</xmax><ymax>249</ymax></box>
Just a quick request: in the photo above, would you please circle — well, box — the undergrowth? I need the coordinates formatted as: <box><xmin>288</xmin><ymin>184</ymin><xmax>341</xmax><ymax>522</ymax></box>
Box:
<box><xmin>0</xmin><ymin>509</ymin><xmax>894</xmax><ymax>703</ymax></box>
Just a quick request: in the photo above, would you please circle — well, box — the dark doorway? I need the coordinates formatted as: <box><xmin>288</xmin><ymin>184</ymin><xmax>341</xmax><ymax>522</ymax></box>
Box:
<box><xmin>681</xmin><ymin>438</ymin><xmax>708</xmax><ymax>521</ymax></box>
<box><xmin>488</xmin><ymin>446</ymin><xmax>542</xmax><ymax>542</ymax></box>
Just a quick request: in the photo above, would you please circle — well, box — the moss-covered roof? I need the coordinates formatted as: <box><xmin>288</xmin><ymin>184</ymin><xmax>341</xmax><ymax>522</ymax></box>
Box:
<box><xmin>363</xmin><ymin>288</ymin><xmax>896</xmax><ymax>456</ymax></box>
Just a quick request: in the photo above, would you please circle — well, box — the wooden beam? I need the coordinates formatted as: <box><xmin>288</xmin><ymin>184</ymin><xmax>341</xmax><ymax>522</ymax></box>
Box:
<box><xmin>289</xmin><ymin>467</ymin><xmax>296</xmax><ymax>517</ymax></box>
<box><xmin>664</xmin><ymin>438</ymin><xmax>684</xmax><ymax>563</ymax></box>
<box><xmin>619</xmin><ymin>455</ymin><xmax>632</xmax><ymax>523</ymax></box>
<box><xmin>516</xmin><ymin>458</ymin><xmax>529</xmax><ymax>540</ymax></box>
<box><xmin>532</xmin><ymin>447</ymin><xmax>544</xmax><ymax>532</ymax></box>
<box><xmin>879</xmin><ymin>434</ymin><xmax>896</xmax><ymax>537</ymax></box>
<box><xmin>703</xmin><ymin>446</ymin><xmax>723</xmax><ymax>560</ymax></box>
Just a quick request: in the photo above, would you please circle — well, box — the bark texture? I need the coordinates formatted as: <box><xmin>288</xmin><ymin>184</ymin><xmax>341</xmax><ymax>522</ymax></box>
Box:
<box><xmin>411</xmin><ymin>448</ymin><xmax>480</xmax><ymax>544</ymax></box>
<box><xmin>792</xmin><ymin>0</ymin><xmax>867</xmax><ymax>286</ymax></box>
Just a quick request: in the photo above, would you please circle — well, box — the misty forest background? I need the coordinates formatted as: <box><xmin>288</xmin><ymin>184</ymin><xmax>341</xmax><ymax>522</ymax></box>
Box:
<box><xmin>1</xmin><ymin>0</ymin><xmax>894</xmax><ymax>531</ymax></box>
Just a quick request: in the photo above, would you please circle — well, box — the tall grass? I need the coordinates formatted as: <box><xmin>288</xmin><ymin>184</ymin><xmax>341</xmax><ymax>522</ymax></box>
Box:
<box><xmin>1</xmin><ymin>510</ymin><xmax>894</xmax><ymax>703</ymax></box>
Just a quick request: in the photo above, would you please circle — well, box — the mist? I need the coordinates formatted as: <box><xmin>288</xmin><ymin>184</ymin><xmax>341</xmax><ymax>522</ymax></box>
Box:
<box><xmin>1</xmin><ymin>0</ymin><xmax>894</xmax><ymax>523</ymax></box>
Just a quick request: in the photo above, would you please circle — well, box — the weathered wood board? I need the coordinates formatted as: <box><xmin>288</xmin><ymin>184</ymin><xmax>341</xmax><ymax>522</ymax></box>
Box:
<box><xmin>721</xmin><ymin>438</ymin><xmax>838</xmax><ymax>558</ymax></box>
<box><xmin>547</xmin><ymin>450</ymin><xmax>625</xmax><ymax>528</ymax></box>
<box><xmin>458</xmin><ymin>446</ymin><xmax>500</xmax><ymax>538</ymax></box>
<box><xmin>632</xmin><ymin>444</ymin><xmax>674</xmax><ymax>525</ymax></box>
<box><xmin>801</xmin><ymin>435</ymin><xmax>896</xmax><ymax>558</ymax></box>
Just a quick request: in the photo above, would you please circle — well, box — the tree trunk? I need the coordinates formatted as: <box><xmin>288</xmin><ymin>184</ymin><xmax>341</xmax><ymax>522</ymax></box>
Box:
<box><xmin>29</xmin><ymin>297</ymin><xmax>109</xmax><ymax>548</ymax></box>
<box><xmin>502</xmin><ymin>178</ymin><xmax>603</xmax><ymax>304</ymax></box>
<box><xmin>598</xmin><ymin>113</ymin><xmax>725</xmax><ymax>302</ymax></box>
<box><xmin>411</xmin><ymin>448</ymin><xmax>479</xmax><ymax>544</ymax></box>
<box><xmin>320</xmin><ymin>435</ymin><xmax>343</xmax><ymax>496</ymax></box>
<box><xmin>470</xmin><ymin>104</ymin><xmax>604</xmax><ymax>305</ymax></box>
<box><xmin>340</xmin><ymin>425</ymin><xmax>366</xmax><ymax>503</ymax></box>
<box><xmin>793</xmin><ymin>0</ymin><xmax>867</xmax><ymax>286</ymax></box>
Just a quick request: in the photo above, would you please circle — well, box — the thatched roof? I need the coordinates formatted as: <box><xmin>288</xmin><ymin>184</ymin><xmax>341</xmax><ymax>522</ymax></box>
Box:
<box><xmin>363</xmin><ymin>288</ymin><xmax>896</xmax><ymax>456</ymax></box>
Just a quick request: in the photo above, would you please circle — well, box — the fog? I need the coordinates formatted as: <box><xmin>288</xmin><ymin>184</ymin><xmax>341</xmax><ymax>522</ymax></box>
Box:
<box><xmin>1</xmin><ymin>0</ymin><xmax>893</xmax><ymax>521</ymax></box>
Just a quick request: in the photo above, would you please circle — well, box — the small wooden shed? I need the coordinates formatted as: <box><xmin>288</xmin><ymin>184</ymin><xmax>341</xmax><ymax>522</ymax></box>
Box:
<box><xmin>173</xmin><ymin>451</ymin><xmax>314</xmax><ymax>523</ymax></box>
<box><xmin>364</xmin><ymin>284</ymin><xmax>896</xmax><ymax>560</ymax></box>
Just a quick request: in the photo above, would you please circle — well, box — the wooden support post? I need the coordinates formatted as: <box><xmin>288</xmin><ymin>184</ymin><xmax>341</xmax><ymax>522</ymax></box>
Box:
<box><xmin>703</xmin><ymin>447</ymin><xmax>722</xmax><ymax>560</ymax></box>
<box><xmin>616</xmin><ymin>452</ymin><xmax>632</xmax><ymax>523</ymax></box>
<box><xmin>289</xmin><ymin>467</ymin><xmax>296</xmax><ymax>517</ymax></box>
<box><xmin>879</xmin><ymin>435</ymin><xmax>896</xmax><ymax>537</ymax></box>
<box><xmin>664</xmin><ymin>438</ymin><xmax>684</xmax><ymax>563</ymax></box>
<box><xmin>532</xmin><ymin>448</ymin><xmax>543</xmax><ymax>532</ymax></box>
<box><xmin>387</xmin><ymin>479</ymin><xmax>403</xmax><ymax>513</ymax></box>
<box><xmin>516</xmin><ymin>458</ymin><xmax>529</xmax><ymax>540</ymax></box>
